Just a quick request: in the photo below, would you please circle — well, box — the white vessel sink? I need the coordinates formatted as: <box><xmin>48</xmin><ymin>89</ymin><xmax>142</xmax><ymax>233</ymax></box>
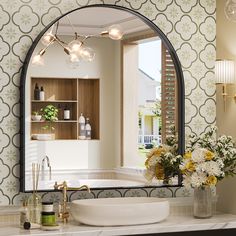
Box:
<box><xmin>70</xmin><ymin>197</ymin><xmax>169</xmax><ymax>226</ymax></box>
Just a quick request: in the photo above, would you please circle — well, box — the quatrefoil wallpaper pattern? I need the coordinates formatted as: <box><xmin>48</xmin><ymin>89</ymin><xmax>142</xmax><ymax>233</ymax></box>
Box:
<box><xmin>0</xmin><ymin>0</ymin><xmax>216</xmax><ymax>204</ymax></box>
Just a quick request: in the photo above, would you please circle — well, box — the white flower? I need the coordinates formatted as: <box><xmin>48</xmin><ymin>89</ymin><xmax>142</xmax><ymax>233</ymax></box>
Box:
<box><xmin>216</xmin><ymin>159</ymin><xmax>224</xmax><ymax>168</ymax></box>
<box><xmin>192</xmin><ymin>148</ymin><xmax>206</xmax><ymax>163</ymax></box>
<box><xmin>144</xmin><ymin>170</ymin><xmax>154</xmax><ymax>182</ymax></box>
<box><xmin>191</xmin><ymin>172</ymin><xmax>207</xmax><ymax>188</ymax></box>
<box><xmin>182</xmin><ymin>175</ymin><xmax>192</xmax><ymax>189</ymax></box>
<box><xmin>195</xmin><ymin>162</ymin><xmax>206</xmax><ymax>172</ymax></box>
<box><xmin>204</xmin><ymin>161</ymin><xmax>222</xmax><ymax>176</ymax></box>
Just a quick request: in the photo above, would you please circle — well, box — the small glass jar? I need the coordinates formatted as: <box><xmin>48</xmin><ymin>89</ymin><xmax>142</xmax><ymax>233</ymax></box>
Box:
<box><xmin>193</xmin><ymin>186</ymin><xmax>212</xmax><ymax>218</ymax></box>
<box><xmin>41</xmin><ymin>212</ymin><xmax>56</xmax><ymax>226</ymax></box>
<box><xmin>42</xmin><ymin>202</ymin><xmax>54</xmax><ymax>212</ymax></box>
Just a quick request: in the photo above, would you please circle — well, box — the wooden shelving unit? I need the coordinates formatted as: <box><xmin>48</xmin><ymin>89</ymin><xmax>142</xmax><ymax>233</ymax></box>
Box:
<box><xmin>31</xmin><ymin>77</ymin><xmax>100</xmax><ymax>140</ymax></box>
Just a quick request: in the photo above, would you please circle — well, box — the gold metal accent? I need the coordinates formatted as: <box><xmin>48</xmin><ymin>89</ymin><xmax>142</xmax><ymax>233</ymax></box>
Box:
<box><xmin>54</xmin><ymin>181</ymin><xmax>90</xmax><ymax>223</ymax></box>
<box><xmin>100</xmin><ymin>31</ymin><xmax>109</xmax><ymax>36</ymax></box>
<box><xmin>222</xmin><ymin>84</ymin><xmax>227</xmax><ymax>112</ymax></box>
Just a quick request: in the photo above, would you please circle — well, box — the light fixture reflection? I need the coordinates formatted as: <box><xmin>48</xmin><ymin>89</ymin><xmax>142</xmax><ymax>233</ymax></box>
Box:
<box><xmin>225</xmin><ymin>0</ymin><xmax>236</xmax><ymax>22</ymax></box>
<box><xmin>41</xmin><ymin>32</ymin><xmax>55</xmax><ymax>46</ymax></box>
<box><xmin>33</xmin><ymin>17</ymin><xmax>124</xmax><ymax>67</ymax></box>
<box><xmin>32</xmin><ymin>49</ymin><xmax>45</xmax><ymax>66</ymax></box>
<box><xmin>68</xmin><ymin>39</ymin><xmax>82</xmax><ymax>53</ymax></box>
<box><xmin>108</xmin><ymin>24</ymin><xmax>124</xmax><ymax>40</ymax></box>
<box><xmin>80</xmin><ymin>47</ymin><xmax>95</xmax><ymax>62</ymax></box>
<box><xmin>69</xmin><ymin>53</ymin><xmax>80</xmax><ymax>63</ymax></box>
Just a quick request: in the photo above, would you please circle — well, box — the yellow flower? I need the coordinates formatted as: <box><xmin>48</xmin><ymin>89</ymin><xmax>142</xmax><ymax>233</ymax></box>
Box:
<box><xmin>206</xmin><ymin>175</ymin><xmax>217</xmax><ymax>186</ymax></box>
<box><xmin>185</xmin><ymin>161</ymin><xmax>195</xmax><ymax>172</ymax></box>
<box><xmin>155</xmin><ymin>163</ymin><xmax>164</xmax><ymax>180</ymax></box>
<box><xmin>153</xmin><ymin>147</ymin><xmax>165</xmax><ymax>157</ymax></box>
<box><xmin>145</xmin><ymin>158</ymin><xmax>150</xmax><ymax>168</ymax></box>
<box><xmin>184</xmin><ymin>152</ymin><xmax>192</xmax><ymax>159</ymax></box>
<box><xmin>205</xmin><ymin>150</ymin><xmax>214</xmax><ymax>161</ymax></box>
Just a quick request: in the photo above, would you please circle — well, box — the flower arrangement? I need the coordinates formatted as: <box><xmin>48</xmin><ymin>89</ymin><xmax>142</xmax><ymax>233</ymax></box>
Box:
<box><xmin>180</xmin><ymin>126</ymin><xmax>236</xmax><ymax>189</ymax></box>
<box><xmin>144</xmin><ymin>126</ymin><xmax>182</xmax><ymax>184</ymax></box>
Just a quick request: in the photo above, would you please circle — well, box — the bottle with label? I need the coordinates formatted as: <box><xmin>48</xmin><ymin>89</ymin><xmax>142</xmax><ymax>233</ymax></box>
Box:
<box><xmin>39</xmin><ymin>86</ymin><xmax>45</xmax><ymax>101</ymax></box>
<box><xmin>85</xmin><ymin>118</ymin><xmax>92</xmax><ymax>140</ymax></box>
<box><xmin>34</xmin><ymin>83</ymin><xmax>40</xmax><ymax>100</ymax></box>
<box><xmin>63</xmin><ymin>106</ymin><xmax>70</xmax><ymax>120</ymax></box>
<box><xmin>78</xmin><ymin>113</ymin><xmax>86</xmax><ymax>139</ymax></box>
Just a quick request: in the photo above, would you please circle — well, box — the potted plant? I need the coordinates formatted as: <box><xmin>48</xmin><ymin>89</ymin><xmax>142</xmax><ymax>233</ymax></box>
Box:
<box><xmin>31</xmin><ymin>111</ymin><xmax>42</xmax><ymax>121</ymax></box>
<box><xmin>38</xmin><ymin>104</ymin><xmax>59</xmax><ymax>140</ymax></box>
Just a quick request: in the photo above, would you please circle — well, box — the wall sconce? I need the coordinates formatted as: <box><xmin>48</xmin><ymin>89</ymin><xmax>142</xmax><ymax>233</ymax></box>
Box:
<box><xmin>215</xmin><ymin>59</ymin><xmax>236</xmax><ymax>111</ymax></box>
<box><xmin>32</xmin><ymin>16</ymin><xmax>124</xmax><ymax>67</ymax></box>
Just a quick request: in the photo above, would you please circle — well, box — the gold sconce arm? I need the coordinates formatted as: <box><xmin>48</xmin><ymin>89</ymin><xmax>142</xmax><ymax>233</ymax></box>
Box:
<box><xmin>54</xmin><ymin>181</ymin><xmax>90</xmax><ymax>223</ymax></box>
<box><xmin>218</xmin><ymin>83</ymin><xmax>236</xmax><ymax>112</ymax></box>
<box><xmin>222</xmin><ymin>84</ymin><xmax>228</xmax><ymax>112</ymax></box>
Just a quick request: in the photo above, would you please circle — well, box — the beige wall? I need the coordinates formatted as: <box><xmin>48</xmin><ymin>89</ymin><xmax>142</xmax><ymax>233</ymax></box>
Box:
<box><xmin>28</xmin><ymin>36</ymin><xmax>121</xmax><ymax>170</ymax></box>
<box><xmin>216</xmin><ymin>0</ymin><xmax>236</xmax><ymax>214</ymax></box>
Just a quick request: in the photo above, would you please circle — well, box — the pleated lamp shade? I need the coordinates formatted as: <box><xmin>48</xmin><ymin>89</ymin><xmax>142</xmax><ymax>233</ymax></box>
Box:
<box><xmin>215</xmin><ymin>59</ymin><xmax>235</xmax><ymax>84</ymax></box>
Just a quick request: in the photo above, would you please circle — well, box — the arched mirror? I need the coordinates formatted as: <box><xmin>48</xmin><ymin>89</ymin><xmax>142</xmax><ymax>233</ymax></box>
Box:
<box><xmin>20</xmin><ymin>4</ymin><xmax>184</xmax><ymax>192</ymax></box>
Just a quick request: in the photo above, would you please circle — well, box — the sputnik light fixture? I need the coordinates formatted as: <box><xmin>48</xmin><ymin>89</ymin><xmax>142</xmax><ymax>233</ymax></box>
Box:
<box><xmin>32</xmin><ymin>16</ymin><xmax>124</xmax><ymax>67</ymax></box>
<box><xmin>215</xmin><ymin>59</ymin><xmax>236</xmax><ymax>111</ymax></box>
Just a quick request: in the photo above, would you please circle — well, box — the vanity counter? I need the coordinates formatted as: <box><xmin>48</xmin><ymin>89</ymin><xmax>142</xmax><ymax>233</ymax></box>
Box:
<box><xmin>1</xmin><ymin>214</ymin><xmax>236</xmax><ymax>236</ymax></box>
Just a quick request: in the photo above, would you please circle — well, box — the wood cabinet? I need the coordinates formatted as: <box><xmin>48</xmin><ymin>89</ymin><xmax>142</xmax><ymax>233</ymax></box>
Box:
<box><xmin>31</xmin><ymin>77</ymin><xmax>99</xmax><ymax>140</ymax></box>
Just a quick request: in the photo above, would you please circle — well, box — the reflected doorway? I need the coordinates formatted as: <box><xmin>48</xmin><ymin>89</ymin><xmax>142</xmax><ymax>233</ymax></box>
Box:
<box><xmin>122</xmin><ymin>34</ymin><xmax>177</xmax><ymax>168</ymax></box>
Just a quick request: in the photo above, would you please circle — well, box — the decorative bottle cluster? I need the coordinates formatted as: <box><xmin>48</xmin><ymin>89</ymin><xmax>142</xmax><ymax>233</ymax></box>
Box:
<box><xmin>34</xmin><ymin>83</ymin><xmax>45</xmax><ymax>101</ymax></box>
<box><xmin>79</xmin><ymin>113</ymin><xmax>92</xmax><ymax>139</ymax></box>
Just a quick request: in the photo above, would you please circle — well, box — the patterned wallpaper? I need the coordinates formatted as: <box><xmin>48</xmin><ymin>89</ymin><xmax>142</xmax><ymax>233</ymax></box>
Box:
<box><xmin>0</xmin><ymin>0</ymin><xmax>216</xmax><ymax>205</ymax></box>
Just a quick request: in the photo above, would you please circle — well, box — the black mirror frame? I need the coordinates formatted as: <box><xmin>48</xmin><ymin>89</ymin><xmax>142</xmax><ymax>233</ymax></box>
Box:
<box><xmin>20</xmin><ymin>4</ymin><xmax>185</xmax><ymax>192</ymax></box>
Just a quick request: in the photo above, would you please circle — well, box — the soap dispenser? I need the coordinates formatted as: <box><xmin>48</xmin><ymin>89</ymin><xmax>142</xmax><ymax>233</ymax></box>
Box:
<box><xmin>34</xmin><ymin>83</ymin><xmax>40</xmax><ymax>100</ymax></box>
<box><xmin>39</xmin><ymin>86</ymin><xmax>45</xmax><ymax>101</ymax></box>
<box><xmin>85</xmin><ymin>118</ymin><xmax>91</xmax><ymax>140</ymax></box>
<box><xmin>79</xmin><ymin>113</ymin><xmax>86</xmax><ymax>139</ymax></box>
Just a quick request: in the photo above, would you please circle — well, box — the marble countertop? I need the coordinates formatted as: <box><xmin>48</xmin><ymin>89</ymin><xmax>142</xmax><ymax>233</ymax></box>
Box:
<box><xmin>1</xmin><ymin>214</ymin><xmax>236</xmax><ymax>236</ymax></box>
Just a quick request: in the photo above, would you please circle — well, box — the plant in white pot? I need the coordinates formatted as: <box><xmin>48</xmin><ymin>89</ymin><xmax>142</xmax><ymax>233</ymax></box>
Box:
<box><xmin>31</xmin><ymin>111</ymin><xmax>42</xmax><ymax>121</ymax></box>
<box><xmin>39</xmin><ymin>104</ymin><xmax>59</xmax><ymax>140</ymax></box>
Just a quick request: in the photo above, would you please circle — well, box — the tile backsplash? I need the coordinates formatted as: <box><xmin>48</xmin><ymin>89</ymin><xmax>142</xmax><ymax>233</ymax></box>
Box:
<box><xmin>0</xmin><ymin>0</ymin><xmax>216</xmax><ymax>204</ymax></box>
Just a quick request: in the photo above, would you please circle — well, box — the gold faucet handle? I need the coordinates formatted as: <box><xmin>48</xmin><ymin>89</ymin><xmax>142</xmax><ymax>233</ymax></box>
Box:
<box><xmin>54</xmin><ymin>181</ymin><xmax>68</xmax><ymax>190</ymax></box>
<box><xmin>67</xmin><ymin>184</ymin><xmax>91</xmax><ymax>193</ymax></box>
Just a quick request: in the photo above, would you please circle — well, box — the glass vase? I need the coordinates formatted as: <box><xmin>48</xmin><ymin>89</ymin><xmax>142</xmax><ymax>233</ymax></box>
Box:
<box><xmin>193</xmin><ymin>186</ymin><xmax>212</xmax><ymax>218</ymax></box>
<box><xmin>27</xmin><ymin>192</ymin><xmax>42</xmax><ymax>224</ymax></box>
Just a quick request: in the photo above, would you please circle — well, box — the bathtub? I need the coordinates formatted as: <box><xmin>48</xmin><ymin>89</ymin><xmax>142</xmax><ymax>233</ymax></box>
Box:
<box><xmin>26</xmin><ymin>179</ymin><xmax>145</xmax><ymax>191</ymax></box>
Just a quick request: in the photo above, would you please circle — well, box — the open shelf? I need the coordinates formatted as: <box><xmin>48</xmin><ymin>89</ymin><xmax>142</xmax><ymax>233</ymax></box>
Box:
<box><xmin>31</xmin><ymin>120</ymin><xmax>78</xmax><ymax>123</ymax></box>
<box><xmin>31</xmin><ymin>100</ymin><xmax>78</xmax><ymax>103</ymax></box>
<box><xmin>31</xmin><ymin>122</ymin><xmax>77</xmax><ymax>140</ymax></box>
<box><xmin>30</xmin><ymin>77</ymin><xmax>99</xmax><ymax>140</ymax></box>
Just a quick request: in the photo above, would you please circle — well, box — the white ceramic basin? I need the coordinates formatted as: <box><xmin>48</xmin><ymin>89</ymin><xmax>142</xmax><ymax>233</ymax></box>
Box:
<box><xmin>70</xmin><ymin>197</ymin><xmax>169</xmax><ymax>226</ymax></box>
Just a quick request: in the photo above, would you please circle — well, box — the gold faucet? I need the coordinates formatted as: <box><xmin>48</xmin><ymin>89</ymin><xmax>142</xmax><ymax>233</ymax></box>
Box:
<box><xmin>54</xmin><ymin>181</ymin><xmax>90</xmax><ymax>223</ymax></box>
